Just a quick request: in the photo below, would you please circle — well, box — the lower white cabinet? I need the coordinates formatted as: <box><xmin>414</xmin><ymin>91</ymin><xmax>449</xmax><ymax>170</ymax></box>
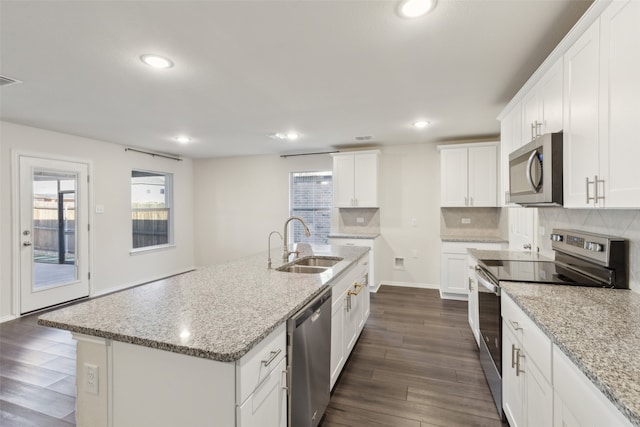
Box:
<box><xmin>553</xmin><ymin>346</ymin><xmax>632</xmax><ymax>427</ymax></box>
<box><xmin>237</xmin><ymin>357</ymin><xmax>287</xmax><ymax>427</ymax></box>
<box><xmin>502</xmin><ymin>294</ymin><xmax>553</xmax><ymax>427</ymax></box>
<box><xmin>441</xmin><ymin>241</ymin><xmax>506</xmax><ymax>300</ymax></box>
<box><xmin>330</xmin><ymin>253</ymin><xmax>369</xmax><ymax>389</ymax></box>
<box><xmin>328</xmin><ymin>236</ymin><xmax>378</xmax><ymax>292</ymax></box>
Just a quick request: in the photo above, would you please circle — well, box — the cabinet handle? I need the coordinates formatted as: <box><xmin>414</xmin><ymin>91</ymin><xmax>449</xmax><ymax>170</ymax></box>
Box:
<box><xmin>261</xmin><ymin>349</ymin><xmax>282</xmax><ymax>367</ymax></box>
<box><xmin>469</xmin><ymin>196</ymin><xmax>473</xmax><ymax>206</ymax></box>
<box><xmin>468</xmin><ymin>277</ymin><xmax>472</xmax><ymax>292</ymax></box>
<box><xmin>282</xmin><ymin>368</ymin><xmax>289</xmax><ymax>391</ymax></box>
<box><xmin>595</xmin><ymin>175</ymin><xmax>605</xmax><ymax>204</ymax></box>
<box><xmin>531</xmin><ymin>123</ymin><xmax>535</xmax><ymax>140</ymax></box>
<box><xmin>346</xmin><ymin>294</ymin><xmax>351</xmax><ymax>312</ymax></box>
<box><xmin>348</xmin><ymin>283</ymin><xmax>364</xmax><ymax>296</ymax></box>
<box><xmin>465</xmin><ymin>196</ymin><xmax>468</xmax><ymax>206</ymax></box>
<box><xmin>355</xmin><ymin>198</ymin><xmax>359</xmax><ymax>206</ymax></box>
<box><xmin>509</xmin><ymin>320</ymin><xmax>523</xmax><ymax>331</ymax></box>
<box><xmin>511</xmin><ymin>344</ymin><xmax>517</xmax><ymax>369</ymax></box>
<box><xmin>515</xmin><ymin>349</ymin><xmax>525</xmax><ymax>376</ymax></box>
<box><xmin>586</xmin><ymin>177</ymin><xmax>595</xmax><ymax>204</ymax></box>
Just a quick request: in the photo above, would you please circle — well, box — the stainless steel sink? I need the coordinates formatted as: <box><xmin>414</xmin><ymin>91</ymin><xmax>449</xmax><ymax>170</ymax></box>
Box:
<box><xmin>277</xmin><ymin>265</ymin><xmax>328</xmax><ymax>274</ymax></box>
<box><xmin>293</xmin><ymin>256</ymin><xmax>343</xmax><ymax>267</ymax></box>
<box><xmin>276</xmin><ymin>256</ymin><xmax>343</xmax><ymax>273</ymax></box>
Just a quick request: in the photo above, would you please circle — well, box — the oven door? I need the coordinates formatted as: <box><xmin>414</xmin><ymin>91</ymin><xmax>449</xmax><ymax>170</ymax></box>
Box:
<box><xmin>475</xmin><ymin>266</ymin><xmax>503</xmax><ymax>418</ymax></box>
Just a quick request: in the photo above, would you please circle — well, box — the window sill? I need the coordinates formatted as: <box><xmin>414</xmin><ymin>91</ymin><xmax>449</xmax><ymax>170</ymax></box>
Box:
<box><xmin>129</xmin><ymin>244</ymin><xmax>176</xmax><ymax>256</ymax></box>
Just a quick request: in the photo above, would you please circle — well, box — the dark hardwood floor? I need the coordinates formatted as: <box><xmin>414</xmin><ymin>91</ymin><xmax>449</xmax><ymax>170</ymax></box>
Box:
<box><xmin>323</xmin><ymin>286</ymin><xmax>504</xmax><ymax>427</ymax></box>
<box><xmin>0</xmin><ymin>285</ymin><xmax>502</xmax><ymax>426</ymax></box>
<box><xmin>0</xmin><ymin>314</ymin><xmax>76</xmax><ymax>426</ymax></box>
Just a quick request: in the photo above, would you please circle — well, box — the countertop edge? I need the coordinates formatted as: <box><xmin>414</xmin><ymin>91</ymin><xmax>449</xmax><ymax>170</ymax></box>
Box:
<box><xmin>501</xmin><ymin>286</ymin><xmax>640</xmax><ymax>427</ymax></box>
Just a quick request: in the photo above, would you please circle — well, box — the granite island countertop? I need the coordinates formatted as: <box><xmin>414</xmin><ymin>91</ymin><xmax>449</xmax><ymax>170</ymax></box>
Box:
<box><xmin>38</xmin><ymin>244</ymin><xmax>369</xmax><ymax>363</ymax></box>
<box><xmin>501</xmin><ymin>283</ymin><xmax>640</xmax><ymax>426</ymax></box>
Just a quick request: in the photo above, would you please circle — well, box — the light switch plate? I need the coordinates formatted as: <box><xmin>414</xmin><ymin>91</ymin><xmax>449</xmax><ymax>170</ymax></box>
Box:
<box><xmin>461</xmin><ymin>218</ymin><xmax>471</xmax><ymax>224</ymax></box>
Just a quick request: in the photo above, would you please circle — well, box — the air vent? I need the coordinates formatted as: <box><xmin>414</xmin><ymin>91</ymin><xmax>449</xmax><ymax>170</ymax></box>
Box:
<box><xmin>0</xmin><ymin>75</ymin><xmax>22</xmax><ymax>87</ymax></box>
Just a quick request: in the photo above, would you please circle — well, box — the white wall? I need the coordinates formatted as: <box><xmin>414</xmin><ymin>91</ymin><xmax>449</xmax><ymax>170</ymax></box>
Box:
<box><xmin>192</xmin><ymin>153</ymin><xmax>333</xmax><ymax>267</ymax></box>
<box><xmin>193</xmin><ymin>143</ymin><xmax>442</xmax><ymax>288</ymax></box>
<box><xmin>378</xmin><ymin>143</ymin><xmax>441</xmax><ymax>287</ymax></box>
<box><xmin>0</xmin><ymin>122</ymin><xmax>195</xmax><ymax>319</ymax></box>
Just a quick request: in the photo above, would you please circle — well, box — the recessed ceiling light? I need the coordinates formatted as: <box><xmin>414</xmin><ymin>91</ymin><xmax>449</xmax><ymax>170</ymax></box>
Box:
<box><xmin>175</xmin><ymin>136</ymin><xmax>191</xmax><ymax>144</ymax></box>
<box><xmin>268</xmin><ymin>132</ymin><xmax>300</xmax><ymax>141</ymax></box>
<box><xmin>412</xmin><ymin>120</ymin><xmax>431</xmax><ymax>129</ymax></box>
<box><xmin>398</xmin><ymin>0</ymin><xmax>437</xmax><ymax>18</ymax></box>
<box><xmin>140</xmin><ymin>54</ymin><xmax>174</xmax><ymax>69</ymax></box>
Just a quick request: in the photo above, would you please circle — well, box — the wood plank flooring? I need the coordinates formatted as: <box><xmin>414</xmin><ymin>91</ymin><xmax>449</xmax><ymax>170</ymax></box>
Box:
<box><xmin>0</xmin><ymin>285</ymin><xmax>503</xmax><ymax>426</ymax></box>
<box><xmin>322</xmin><ymin>285</ymin><xmax>505</xmax><ymax>427</ymax></box>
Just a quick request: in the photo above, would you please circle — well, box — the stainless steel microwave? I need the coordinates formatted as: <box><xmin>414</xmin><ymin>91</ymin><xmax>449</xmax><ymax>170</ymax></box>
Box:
<box><xmin>508</xmin><ymin>132</ymin><xmax>563</xmax><ymax>206</ymax></box>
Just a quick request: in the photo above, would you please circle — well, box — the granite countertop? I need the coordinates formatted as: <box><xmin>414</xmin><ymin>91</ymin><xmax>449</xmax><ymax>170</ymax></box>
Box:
<box><xmin>328</xmin><ymin>232</ymin><xmax>380</xmax><ymax>239</ymax></box>
<box><xmin>468</xmin><ymin>249</ymin><xmax>552</xmax><ymax>262</ymax></box>
<box><xmin>502</xmin><ymin>283</ymin><xmax>640</xmax><ymax>426</ymax></box>
<box><xmin>38</xmin><ymin>244</ymin><xmax>369</xmax><ymax>363</ymax></box>
<box><xmin>441</xmin><ymin>235</ymin><xmax>508</xmax><ymax>243</ymax></box>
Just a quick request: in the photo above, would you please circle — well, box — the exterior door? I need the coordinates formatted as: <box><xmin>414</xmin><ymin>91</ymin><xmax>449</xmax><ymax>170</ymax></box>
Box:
<box><xmin>18</xmin><ymin>155</ymin><xmax>89</xmax><ymax>313</ymax></box>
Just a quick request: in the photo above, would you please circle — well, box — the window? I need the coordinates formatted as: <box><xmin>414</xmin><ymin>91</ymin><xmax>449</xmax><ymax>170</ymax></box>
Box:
<box><xmin>290</xmin><ymin>171</ymin><xmax>332</xmax><ymax>245</ymax></box>
<box><xmin>131</xmin><ymin>170</ymin><xmax>173</xmax><ymax>250</ymax></box>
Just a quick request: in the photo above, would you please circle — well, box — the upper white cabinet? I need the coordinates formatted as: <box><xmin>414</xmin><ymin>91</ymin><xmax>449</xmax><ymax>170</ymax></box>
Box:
<box><xmin>522</xmin><ymin>58</ymin><xmax>564</xmax><ymax>142</ymax></box>
<box><xmin>332</xmin><ymin>151</ymin><xmax>380</xmax><ymax>208</ymax></box>
<box><xmin>564</xmin><ymin>0</ymin><xmax>640</xmax><ymax>208</ymax></box>
<box><xmin>500</xmin><ymin>103</ymin><xmax>522</xmax><ymax>206</ymax></box>
<box><xmin>439</xmin><ymin>143</ymin><xmax>498</xmax><ymax>207</ymax></box>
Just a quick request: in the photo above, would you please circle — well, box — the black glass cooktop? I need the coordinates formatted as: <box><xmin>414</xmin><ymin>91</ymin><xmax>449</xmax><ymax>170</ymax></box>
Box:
<box><xmin>478</xmin><ymin>259</ymin><xmax>605</xmax><ymax>287</ymax></box>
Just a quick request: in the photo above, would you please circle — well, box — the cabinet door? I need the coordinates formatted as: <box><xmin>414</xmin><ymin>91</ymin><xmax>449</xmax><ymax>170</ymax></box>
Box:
<box><xmin>345</xmin><ymin>282</ymin><xmax>361</xmax><ymax>353</ymax></box>
<box><xmin>467</xmin><ymin>271</ymin><xmax>479</xmax><ymax>345</ymax></box>
<box><xmin>354</xmin><ymin>153</ymin><xmax>379</xmax><ymax>207</ymax></box>
<box><xmin>440</xmin><ymin>252</ymin><xmax>468</xmax><ymax>295</ymax></box>
<box><xmin>599</xmin><ymin>0</ymin><xmax>640</xmax><ymax>208</ymax></box>
<box><xmin>501</xmin><ymin>104</ymin><xmax>523</xmax><ymax>206</ymax></box>
<box><xmin>502</xmin><ymin>324</ymin><xmax>523</xmax><ymax>427</ymax></box>
<box><xmin>330</xmin><ymin>290</ymin><xmax>346</xmax><ymax>389</ymax></box>
<box><xmin>524</xmin><ymin>360</ymin><xmax>553</xmax><ymax>427</ymax></box>
<box><xmin>539</xmin><ymin>58</ymin><xmax>563</xmax><ymax>135</ymax></box>
<box><xmin>522</xmin><ymin>90</ymin><xmax>540</xmax><ymax>144</ymax></box>
<box><xmin>333</xmin><ymin>155</ymin><xmax>355</xmax><ymax>207</ymax></box>
<box><xmin>440</xmin><ymin>147</ymin><xmax>469</xmax><ymax>206</ymax></box>
<box><xmin>237</xmin><ymin>358</ymin><xmax>287</xmax><ymax>427</ymax></box>
<box><xmin>468</xmin><ymin>145</ymin><xmax>497</xmax><ymax>207</ymax></box>
<box><xmin>563</xmin><ymin>19</ymin><xmax>601</xmax><ymax>208</ymax></box>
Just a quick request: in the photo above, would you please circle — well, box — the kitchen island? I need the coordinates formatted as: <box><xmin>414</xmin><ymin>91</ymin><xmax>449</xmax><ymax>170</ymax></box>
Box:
<box><xmin>38</xmin><ymin>244</ymin><xmax>369</xmax><ymax>427</ymax></box>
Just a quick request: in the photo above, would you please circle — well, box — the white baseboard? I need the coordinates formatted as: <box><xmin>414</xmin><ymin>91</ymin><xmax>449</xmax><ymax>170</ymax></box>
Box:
<box><xmin>91</xmin><ymin>267</ymin><xmax>195</xmax><ymax>298</ymax></box>
<box><xmin>0</xmin><ymin>315</ymin><xmax>18</xmax><ymax>324</ymax></box>
<box><xmin>375</xmin><ymin>281</ymin><xmax>440</xmax><ymax>292</ymax></box>
<box><xmin>439</xmin><ymin>291</ymin><xmax>468</xmax><ymax>301</ymax></box>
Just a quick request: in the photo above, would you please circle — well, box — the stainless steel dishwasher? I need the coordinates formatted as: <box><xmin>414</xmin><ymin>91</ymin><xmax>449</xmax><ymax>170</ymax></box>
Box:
<box><xmin>287</xmin><ymin>287</ymin><xmax>332</xmax><ymax>427</ymax></box>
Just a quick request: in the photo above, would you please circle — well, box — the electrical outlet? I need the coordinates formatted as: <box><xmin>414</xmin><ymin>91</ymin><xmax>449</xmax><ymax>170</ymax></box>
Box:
<box><xmin>356</xmin><ymin>217</ymin><xmax>365</xmax><ymax>223</ymax></box>
<box><xmin>85</xmin><ymin>363</ymin><xmax>99</xmax><ymax>395</ymax></box>
<box><xmin>411</xmin><ymin>249</ymin><xmax>418</xmax><ymax>258</ymax></box>
<box><xmin>461</xmin><ymin>218</ymin><xmax>471</xmax><ymax>224</ymax></box>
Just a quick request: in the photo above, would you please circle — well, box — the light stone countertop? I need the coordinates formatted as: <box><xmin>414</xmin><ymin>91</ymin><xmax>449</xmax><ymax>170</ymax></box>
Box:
<box><xmin>441</xmin><ymin>235</ymin><xmax>508</xmax><ymax>244</ymax></box>
<box><xmin>501</xmin><ymin>283</ymin><xmax>640</xmax><ymax>427</ymax></box>
<box><xmin>38</xmin><ymin>244</ymin><xmax>369</xmax><ymax>363</ymax></box>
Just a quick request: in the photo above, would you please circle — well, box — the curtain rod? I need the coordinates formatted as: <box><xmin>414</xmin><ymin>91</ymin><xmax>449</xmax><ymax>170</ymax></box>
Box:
<box><xmin>125</xmin><ymin>147</ymin><xmax>183</xmax><ymax>161</ymax></box>
<box><xmin>280</xmin><ymin>150</ymin><xmax>339</xmax><ymax>159</ymax></box>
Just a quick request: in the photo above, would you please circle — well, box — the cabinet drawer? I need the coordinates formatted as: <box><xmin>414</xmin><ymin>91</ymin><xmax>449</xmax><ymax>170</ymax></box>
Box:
<box><xmin>502</xmin><ymin>294</ymin><xmax>552</xmax><ymax>382</ymax></box>
<box><xmin>237</xmin><ymin>357</ymin><xmax>287</xmax><ymax>427</ymax></box>
<box><xmin>236</xmin><ymin>324</ymin><xmax>286</xmax><ymax>405</ymax></box>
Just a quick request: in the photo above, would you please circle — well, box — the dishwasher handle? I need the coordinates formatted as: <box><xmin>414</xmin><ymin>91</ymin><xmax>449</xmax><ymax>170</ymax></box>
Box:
<box><xmin>291</xmin><ymin>288</ymin><xmax>332</xmax><ymax>328</ymax></box>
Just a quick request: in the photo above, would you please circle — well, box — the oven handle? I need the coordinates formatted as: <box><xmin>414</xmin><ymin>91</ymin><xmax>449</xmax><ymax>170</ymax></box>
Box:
<box><xmin>475</xmin><ymin>266</ymin><xmax>500</xmax><ymax>295</ymax></box>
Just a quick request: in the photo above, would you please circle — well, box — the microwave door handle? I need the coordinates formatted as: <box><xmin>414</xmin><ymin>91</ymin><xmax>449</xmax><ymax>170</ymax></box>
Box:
<box><xmin>525</xmin><ymin>150</ymin><xmax>539</xmax><ymax>192</ymax></box>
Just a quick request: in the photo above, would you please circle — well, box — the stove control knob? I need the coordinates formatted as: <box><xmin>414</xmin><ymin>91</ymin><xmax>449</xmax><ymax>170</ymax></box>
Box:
<box><xmin>585</xmin><ymin>242</ymin><xmax>604</xmax><ymax>252</ymax></box>
<box><xmin>550</xmin><ymin>234</ymin><xmax>563</xmax><ymax>242</ymax></box>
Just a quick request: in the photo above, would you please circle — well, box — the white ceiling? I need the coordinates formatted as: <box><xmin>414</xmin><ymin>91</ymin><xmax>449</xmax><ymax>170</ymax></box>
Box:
<box><xmin>0</xmin><ymin>0</ymin><xmax>592</xmax><ymax>159</ymax></box>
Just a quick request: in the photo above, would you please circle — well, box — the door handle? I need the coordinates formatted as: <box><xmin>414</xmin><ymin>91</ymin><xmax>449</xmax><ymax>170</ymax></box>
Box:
<box><xmin>523</xmin><ymin>243</ymin><xmax>532</xmax><ymax>250</ymax></box>
<box><xmin>23</xmin><ymin>241</ymin><xmax>33</xmax><ymax>247</ymax></box>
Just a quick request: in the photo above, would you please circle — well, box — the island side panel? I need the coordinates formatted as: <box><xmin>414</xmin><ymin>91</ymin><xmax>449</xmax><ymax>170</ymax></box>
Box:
<box><xmin>111</xmin><ymin>340</ymin><xmax>236</xmax><ymax>427</ymax></box>
<box><xmin>74</xmin><ymin>334</ymin><xmax>110</xmax><ymax>427</ymax></box>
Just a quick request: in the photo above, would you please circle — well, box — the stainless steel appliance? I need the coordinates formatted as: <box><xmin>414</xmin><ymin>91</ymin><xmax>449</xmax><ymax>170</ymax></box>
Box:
<box><xmin>509</xmin><ymin>132</ymin><xmax>563</xmax><ymax>206</ymax></box>
<box><xmin>287</xmin><ymin>288</ymin><xmax>332</xmax><ymax>427</ymax></box>
<box><xmin>475</xmin><ymin>229</ymin><xmax>628</xmax><ymax>417</ymax></box>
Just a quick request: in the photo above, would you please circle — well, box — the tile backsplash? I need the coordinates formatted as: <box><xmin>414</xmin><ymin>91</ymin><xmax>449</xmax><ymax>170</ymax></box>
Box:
<box><xmin>440</xmin><ymin>207</ymin><xmax>508</xmax><ymax>239</ymax></box>
<box><xmin>336</xmin><ymin>208</ymin><xmax>380</xmax><ymax>234</ymax></box>
<box><xmin>537</xmin><ymin>208</ymin><xmax>640</xmax><ymax>292</ymax></box>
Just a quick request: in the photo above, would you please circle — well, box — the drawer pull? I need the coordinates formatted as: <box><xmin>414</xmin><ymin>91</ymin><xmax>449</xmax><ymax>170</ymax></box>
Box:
<box><xmin>515</xmin><ymin>348</ymin><xmax>525</xmax><ymax>376</ymax></box>
<box><xmin>261</xmin><ymin>349</ymin><xmax>282</xmax><ymax>367</ymax></box>
<box><xmin>348</xmin><ymin>283</ymin><xmax>364</xmax><ymax>296</ymax></box>
<box><xmin>511</xmin><ymin>344</ymin><xmax>517</xmax><ymax>369</ymax></box>
<box><xmin>509</xmin><ymin>320</ymin><xmax>523</xmax><ymax>331</ymax></box>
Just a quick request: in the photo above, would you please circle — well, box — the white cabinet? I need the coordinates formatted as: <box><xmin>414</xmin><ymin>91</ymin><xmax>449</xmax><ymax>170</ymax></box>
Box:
<box><xmin>329</xmin><ymin>254</ymin><xmax>369</xmax><ymax>390</ymax></box>
<box><xmin>328</xmin><ymin>236</ymin><xmax>378</xmax><ymax>292</ymax></box>
<box><xmin>500</xmin><ymin>103</ymin><xmax>523</xmax><ymax>206</ymax></box>
<box><xmin>501</xmin><ymin>294</ymin><xmax>553</xmax><ymax>427</ymax></box>
<box><xmin>441</xmin><ymin>241</ymin><xmax>506</xmax><ymax>300</ymax></box>
<box><xmin>331</xmin><ymin>151</ymin><xmax>380</xmax><ymax>208</ymax></box>
<box><xmin>439</xmin><ymin>143</ymin><xmax>498</xmax><ymax>207</ymax></box>
<box><xmin>521</xmin><ymin>58</ymin><xmax>563</xmax><ymax>142</ymax></box>
<box><xmin>564</xmin><ymin>0</ymin><xmax>640</xmax><ymax>208</ymax></box>
<box><xmin>553</xmin><ymin>346</ymin><xmax>633</xmax><ymax>427</ymax></box>
<box><xmin>466</xmin><ymin>256</ymin><xmax>480</xmax><ymax>345</ymax></box>
<box><xmin>237</xmin><ymin>358</ymin><xmax>287</xmax><ymax>427</ymax></box>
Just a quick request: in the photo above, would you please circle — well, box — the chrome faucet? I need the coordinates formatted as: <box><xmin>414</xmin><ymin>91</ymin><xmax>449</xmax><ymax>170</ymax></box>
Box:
<box><xmin>282</xmin><ymin>216</ymin><xmax>311</xmax><ymax>261</ymax></box>
<box><xmin>268</xmin><ymin>231</ymin><xmax>283</xmax><ymax>269</ymax></box>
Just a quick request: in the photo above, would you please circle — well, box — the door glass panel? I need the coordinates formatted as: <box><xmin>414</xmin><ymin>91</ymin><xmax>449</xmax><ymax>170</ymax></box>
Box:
<box><xmin>32</xmin><ymin>169</ymin><xmax>78</xmax><ymax>291</ymax></box>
